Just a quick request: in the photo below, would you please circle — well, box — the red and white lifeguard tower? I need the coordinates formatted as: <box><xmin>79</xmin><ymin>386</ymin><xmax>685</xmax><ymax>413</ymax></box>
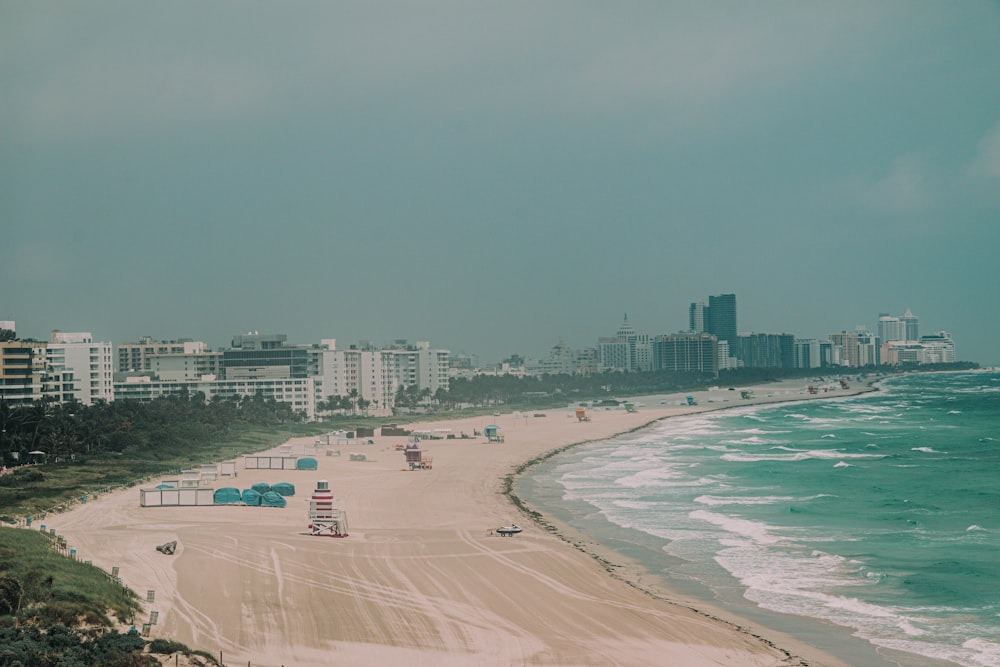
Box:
<box><xmin>308</xmin><ymin>480</ymin><xmax>348</xmax><ymax>537</ymax></box>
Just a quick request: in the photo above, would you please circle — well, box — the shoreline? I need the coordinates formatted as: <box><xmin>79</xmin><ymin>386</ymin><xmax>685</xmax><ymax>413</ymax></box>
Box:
<box><xmin>43</xmin><ymin>378</ymin><xmax>878</xmax><ymax>667</ymax></box>
<box><xmin>505</xmin><ymin>384</ymin><xmax>885</xmax><ymax>667</ymax></box>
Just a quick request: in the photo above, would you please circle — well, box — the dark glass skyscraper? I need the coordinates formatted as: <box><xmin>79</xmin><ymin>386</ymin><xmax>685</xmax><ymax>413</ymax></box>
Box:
<box><xmin>706</xmin><ymin>293</ymin><xmax>737</xmax><ymax>346</ymax></box>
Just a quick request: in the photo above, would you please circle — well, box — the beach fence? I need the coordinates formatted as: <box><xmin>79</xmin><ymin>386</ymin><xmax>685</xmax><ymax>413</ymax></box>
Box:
<box><xmin>140</xmin><ymin>487</ymin><xmax>215</xmax><ymax>507</ymax></box>
<box><xmin>244</xmin><ymin>455</ymin><xmax>317</xmax><ymax>470</ymax></box>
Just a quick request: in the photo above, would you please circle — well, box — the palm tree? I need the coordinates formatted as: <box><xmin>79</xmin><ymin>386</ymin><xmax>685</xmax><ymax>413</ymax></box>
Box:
<box><xmin>356</xmin><ymin>397</ymin><xmax>371</xmax><ymax>417</ymax></box>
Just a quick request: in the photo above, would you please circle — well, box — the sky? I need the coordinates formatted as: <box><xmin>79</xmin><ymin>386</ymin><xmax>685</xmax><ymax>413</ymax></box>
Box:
<box><xmin>2</xmin><ymin>2</ymin><xmax>999</xmax><ymax>365</ymax></box>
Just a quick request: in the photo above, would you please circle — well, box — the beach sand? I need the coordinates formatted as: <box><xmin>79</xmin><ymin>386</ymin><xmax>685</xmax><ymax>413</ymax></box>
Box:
<box><xmin>48</xmin><ymin>380</ymin><xmax>873</xmax><ymax>667</ymax></box>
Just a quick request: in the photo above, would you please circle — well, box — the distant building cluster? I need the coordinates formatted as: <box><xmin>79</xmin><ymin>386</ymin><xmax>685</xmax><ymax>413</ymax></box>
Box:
<box><xmin>501</xmin><ymin>296</ymin><xmax>956</xmax><ymax>379</ymax></box>
<box><xmin>0</xmin><ymin>324</ymin><xmax>448</xmax><ymax>420</ymax></box>
<box><xmin>0</xmin><ymin>299</ymin><xmax>958</xmax><ymax>417</ymax></box>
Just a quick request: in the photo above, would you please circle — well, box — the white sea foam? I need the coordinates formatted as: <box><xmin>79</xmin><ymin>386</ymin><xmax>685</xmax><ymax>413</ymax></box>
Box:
<box><xmin>833</xmin><ymin>461</ymin><xmax>851</xmax><ymax>468</ymax></box>
<box><xmin>690</xmin><ymin>509</ymin><xmax>785</xmax><ymax>545</ymax></box>
<box><xmin>693</xmin><ymin>494</ymin><xmax>795</xmax><ymax>507</ymax></box>
<box><xmin>723</xmin><ymin>436</ymin><xmax>787</xmax><ymax>446</ymax></box>
<box><xmin>720</xmin><ymin>449</ymin><xmax>884</xmax><ymax>463</ymax></box>
<box><xmin>737</xmin><ymin>427</ymin><xmax>791</xmax><ymax>435</ymax></box>
<box><xmin>911</xmin><ymin>447</ymin><xmax>941</xmax><ymax>453</ymax></box>
<box><xmin>821</xmin><ymin>433</ymin><xmax>837</xmax><ymax>438</ymax></box>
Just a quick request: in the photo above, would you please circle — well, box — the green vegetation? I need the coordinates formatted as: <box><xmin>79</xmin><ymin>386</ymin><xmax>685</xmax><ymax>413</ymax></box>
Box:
<box><xmin>0</xmin><ymin>529</ymin><xmax>140</xmax><ymax>626</ymax></box>
<box><xmin>0</xmin><ymin>394</ymin><xmax>330</xmax><ymax>520</ymax></box>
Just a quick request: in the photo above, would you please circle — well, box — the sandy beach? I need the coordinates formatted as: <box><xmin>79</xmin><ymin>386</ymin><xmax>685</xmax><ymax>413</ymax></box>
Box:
<box><xmin>47</xmin><ymin>380</ymin><xmax>874</xmax><ymax>667</ymax></box>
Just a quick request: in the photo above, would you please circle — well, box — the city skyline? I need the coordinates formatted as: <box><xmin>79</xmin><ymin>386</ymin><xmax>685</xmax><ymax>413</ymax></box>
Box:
<box><xmin>0</xmin><ymin>299</ymin><xmax>963</xmax><ymax>368</ymax></box>
<box><xmin>2</xmin><ymin>3</ymin><xmax>998</xmax><ymax>365</ymax></box>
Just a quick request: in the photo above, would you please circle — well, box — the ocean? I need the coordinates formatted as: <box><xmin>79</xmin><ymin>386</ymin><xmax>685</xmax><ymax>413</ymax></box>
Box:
<box><xmin>517</xmin><ymin>372</ymin><xmax>1000</xmax><ymax>667</ymax></box>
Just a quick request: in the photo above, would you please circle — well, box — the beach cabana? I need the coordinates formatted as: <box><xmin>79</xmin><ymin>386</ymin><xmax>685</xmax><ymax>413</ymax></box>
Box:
<box><xmin>272</xmin><ymin>482</ymin><xmax>295</xmax><ymax>497</ymax></box>
<box><xmin>251</xmin><ymin>482</ymin><xmax>271</xmax><ymax>495</ymax></box>
<box><xmin>297</xmin><ymin>457</ymin><xmax>318</xmax><ymax>470</ymax></box>
<box><xmin>241</xmin><ymin>489</ymin><xmax>262</xmax><ymax>506</ymax></box>
<box><xmin>214</xmin><ymin>488</ymin><xmax>242</xmax><ymax>504</ymax></box>
<box><xmin>260</xmin><ymin>491</ymin><xmax>287</xmax><ymax>508</ymax></box>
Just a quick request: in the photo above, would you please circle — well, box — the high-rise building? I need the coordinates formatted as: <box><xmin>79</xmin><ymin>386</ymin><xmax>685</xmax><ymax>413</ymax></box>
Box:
<box><xmin>706</xmin><ymin>294</ymin><xmax>737</xmax><ymax>347</ymax></box>
<box><xmin>0</xmin><ymin>337</ymin><xmax>48</xmax><ymax>404</ymax></box>
<box><xmin>222</xmin><ymin>333</ymin><xmax>309</xmax><ymax>379</ymax></box>
<box><xmin>688</xmin><ymin>302</ymin><xmax>707</xmax><ymax>333</ymax></box>
<box><xmin>117</xmin><ymin>336</ymin><xmax>208</xmax><ymax>373</ymax></box>
<box><xmin>878</xmin><ymin>314</ymin><xmax>905</xmax><ymax>343</ymax></box>
<box><xmin>597</xmin><ymin>337</ymin><xmax>630</xmax><ymax>372</ymax></box>
<box><xmin>734</xmin><ymin>333</ymin><xmax>795</xmax><ymax>369</ymax></box>
<box><xmin>793</xmin><ymin>339</ymin><xmax>822</xmax><ymax>369</ymax></box>
<box><xmin>651</xmin><ymin>332</ymin><xmax>718</xmax><ymax>375</ymax></box>
<box><xmin>901</xmin><ymin>309</ymin><xmax>919</xmax><ymax>341</ymax></box>
<box><xmin>44</xmin><ymin>331</ymin><xmax>114</xmax><ymax>404</ymax></box>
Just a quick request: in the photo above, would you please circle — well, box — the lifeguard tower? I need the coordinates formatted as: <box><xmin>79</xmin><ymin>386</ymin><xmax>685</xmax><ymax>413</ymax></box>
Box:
<box><xmin>404</xmin><ymin>441</ymin><xmax>433</xmax><ymax>470</ymax></box>
<box><xmin>308</xmin><ymin>480</ymin><xmax>348</xmax><ymax>537</ymax></box>
<box><xmin>575</xmin><ymin>407</ymin><xmax>591</xmax><ymax>422</ymax></box>
<box><xmin>484</xmin><ymin>425</ymin><xmax>504</xmax><ymax>443</ymax></box>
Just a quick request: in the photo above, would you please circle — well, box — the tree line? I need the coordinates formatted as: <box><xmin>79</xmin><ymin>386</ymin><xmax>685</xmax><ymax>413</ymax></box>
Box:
<box><xmin>0</xmin><ymin>392</ymin><xmax>300</xmax><ymax>468</ymax></box>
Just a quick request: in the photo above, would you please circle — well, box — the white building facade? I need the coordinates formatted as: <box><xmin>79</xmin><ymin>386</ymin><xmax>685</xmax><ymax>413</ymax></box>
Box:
<box><xmin>45</xmin><ymin>331</ymin><xmax>115</xmax><ymax>405</ymax></box>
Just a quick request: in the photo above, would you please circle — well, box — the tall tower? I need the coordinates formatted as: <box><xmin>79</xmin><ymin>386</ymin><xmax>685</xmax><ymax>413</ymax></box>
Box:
<box><xmin>689</xmin><ymin>302</ymin><xmax>706</xmax><ymax>333</ymax></box>
<box><xmin>706</xmin><ymin>294</ymin><xmax>737</xmax><ymax>347</ymax></box>
<box><xmin>901</xmin><ymin>309</ymin><xmax>919</xmax><ymax>342</ymax></box>
<box><xmin>616</xmin><ymin>314</ymin><xmax>638</xmax><ymax>371</ymax></box>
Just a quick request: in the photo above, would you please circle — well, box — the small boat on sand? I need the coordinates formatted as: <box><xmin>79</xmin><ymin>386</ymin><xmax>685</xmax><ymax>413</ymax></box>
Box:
<box><xmin>496</xmin><ymin>524</ymin><xmax>522</xmax><ymax>537</ymax></box>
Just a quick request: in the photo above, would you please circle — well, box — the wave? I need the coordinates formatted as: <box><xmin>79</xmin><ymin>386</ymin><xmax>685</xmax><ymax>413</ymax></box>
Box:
<box><xmin>722</xmin><ymin>436</ymin><xmax>788</xmax><ymax>446</ymax></box>
<box><xmin>720</xmin><ymin>449</ymin><xmax>885</xmax><ymax>463</ymax></box>
<box><xmin>694</xmin><ymin>494</ymin><xmax>797</xmax><ymax>507</ymax></box>
<box><xmin>689</xmin><ymin>509</ymin><xmax>785</xmax><ymax>545</ymax></box>
<box><xmin>911</xmin><ymin>447</ymin><xmax>943</xmax><ymax>454</ymax></box>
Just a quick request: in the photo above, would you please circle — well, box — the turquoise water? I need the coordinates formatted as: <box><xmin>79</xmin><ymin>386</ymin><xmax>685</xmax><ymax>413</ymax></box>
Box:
<box><xmin>521</xmin><ymin>372</ymin><xmax>1000</xmax><ymax>666</ymax></box>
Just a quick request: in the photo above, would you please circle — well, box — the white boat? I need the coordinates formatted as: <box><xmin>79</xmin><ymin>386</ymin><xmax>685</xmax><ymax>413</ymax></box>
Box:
<box><xmin>496</xmin><ymin>524</ymin><xmax>522</xmax><ymax>536</ymax></box>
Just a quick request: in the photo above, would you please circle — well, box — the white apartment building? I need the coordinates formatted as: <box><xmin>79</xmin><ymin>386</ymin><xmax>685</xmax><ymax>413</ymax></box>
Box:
<box><xmin>114</xmin><ymin>376</ymin><xmax>316</xmax><ymax>419</ymax></box>
<box><xmin>149</xmin><ymin>349</ymin><xmax>223</xmax><ymax>382</ymax></box>
<box><xmin>45</xmin><ymin>331</ymin><xmax>114</xmax><ymax>404</ymax></box>
<box><xmin>0</xmin><ymin>338</ymin><xmax>48</xmax><ymax>404</ymax></box>
<box><xmin>391</xmin><ymin>341</ymin><xmax>449</xmax><ymax>396</ymax></box>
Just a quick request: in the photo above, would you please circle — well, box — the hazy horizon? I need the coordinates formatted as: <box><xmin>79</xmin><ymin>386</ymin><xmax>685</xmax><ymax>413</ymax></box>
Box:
<box><xmin>3</xmin><ymin>2</ymin><xmax>998</xmax><ymax>364</ymax></box>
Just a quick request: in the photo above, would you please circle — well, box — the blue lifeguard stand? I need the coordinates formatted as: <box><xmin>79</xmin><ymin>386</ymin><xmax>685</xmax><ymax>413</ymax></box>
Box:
<box><xmin>484</xmin><ymin>425</ymin><xmax>504</xmax><ymax>443</ymax></box>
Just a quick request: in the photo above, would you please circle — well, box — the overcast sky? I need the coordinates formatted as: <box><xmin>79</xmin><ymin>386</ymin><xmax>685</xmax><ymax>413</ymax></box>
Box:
<box><xmin>2</xmin><ymin>2</ymin><xmax>998</xmax><ymax>364</ymax></box>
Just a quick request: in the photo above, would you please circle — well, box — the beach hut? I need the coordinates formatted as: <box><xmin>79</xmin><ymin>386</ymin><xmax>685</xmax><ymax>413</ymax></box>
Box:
<box><xmin>484</xmin><ymin>425</ymin><xmax>504</xmax><ymax>443</ymax></box>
